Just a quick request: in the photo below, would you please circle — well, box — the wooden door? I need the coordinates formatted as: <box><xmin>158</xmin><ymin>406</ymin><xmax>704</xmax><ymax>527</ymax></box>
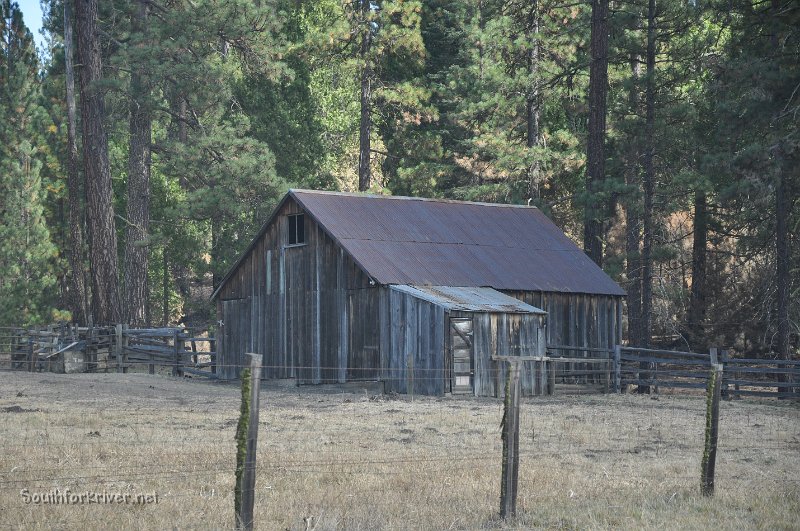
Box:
<box><xmin>450</xmin><ymin>317</ymin><xmax>473</xmax><ymax>394</ymax></box>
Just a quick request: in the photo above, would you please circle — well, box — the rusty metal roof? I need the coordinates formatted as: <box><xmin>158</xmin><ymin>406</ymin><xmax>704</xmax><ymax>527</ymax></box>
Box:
<box><xmin>391</xmin><ymin>285</ymin><xmax>547</xmax><ymax>313</ymax></box>
<box><xmin>291</xmin><ymin>190</ymin><xmax>625</xmax><ymax>296</ymax></box>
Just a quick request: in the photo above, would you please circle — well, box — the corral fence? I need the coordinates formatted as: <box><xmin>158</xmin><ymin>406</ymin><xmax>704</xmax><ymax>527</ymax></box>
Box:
<box><xmin>545</xmin><ymin>344</ymin><xmax>798</xmax><ymax>399</ymax></box>
<box><xmin>0</xmin><ymin>324</ymin><xmax>216</xmax><ymax>378</ymax></box>
<box><xmin>616</xmin><ymin>346</ymin><xmax>800</xmax><ymax>399</ymax></box>
<box><xmin>0</xmin><ymin>325</ymin><xmax>796</xmax><ymax>399</ymax></box>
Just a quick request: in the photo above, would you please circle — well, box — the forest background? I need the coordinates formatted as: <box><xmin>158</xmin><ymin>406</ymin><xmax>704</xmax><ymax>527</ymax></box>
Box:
<box><xmin>0</xmin><ymin>0</ymin><xmax>797</xmax><ymax>359</ymax></box>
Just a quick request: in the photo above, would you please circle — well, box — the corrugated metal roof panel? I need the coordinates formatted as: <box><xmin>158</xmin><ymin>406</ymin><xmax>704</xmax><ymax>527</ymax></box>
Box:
<box><xmin>292</xmin><ymin>190</ymin><xmax>625</xmax><ymax>296</ymax></box>
<box><xmin>391</xmin><ymin>285</ymin><xmax>547</xmax><ymax>313</ymax></box>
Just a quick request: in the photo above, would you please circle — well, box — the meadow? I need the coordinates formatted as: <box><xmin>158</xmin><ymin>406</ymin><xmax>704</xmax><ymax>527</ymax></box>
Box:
<box><xmin>1</xmin><ymin>372</ymin><xmax>798</xmax><ymax>530</ymax></box>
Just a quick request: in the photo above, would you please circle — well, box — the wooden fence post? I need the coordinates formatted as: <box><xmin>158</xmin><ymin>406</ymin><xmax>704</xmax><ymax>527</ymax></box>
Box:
<box><xmin>27</xmin><ymin>332</ymin><xmax>35</xmax><ymax>372</ymax></box>
<box><xmin>87</xmin><ymin>325</ymin><xmax>96</xmax><ymax>372</ymax></box>
<box><xmin>173</xmin><ymin>329</ymin><xmax>185</xmax><ymax>377</ymax></box>
<box><xmin>115</xmin><ymin>325</ymin><xmax>123</xmax><ymax>373</ymax></box>
<box><xmin>637</xmin><ymin>345</ymin><xmax>650</xmax><ymax>394</ymax></box>
<box><xmin>408</xmin><ymin>352</ymin><xmax>414</xmax><ymax>402</ymax></box>
<box><xmin>235</xmin><ymin>353</ymin><xmax>263</xmax><ymax>530</ymax></box>
<box><xmin>210</xmin><ymin>333</ymin><xmax>217</xmax><ymax>376</ymax></box>
<box><xmin>500</xmin><ymin>360</ymin><xmax>521</xmax><ymax>519</ymax></box>
<box><xmin>122</xmin><ymin>325</ymin><xmax>129</xmax><ymax>373</ymax></box>
<box><xmin>701</xmin><ymin>362</ymin><xmax>723</xmax><ymax>496</ymax></box>
<box><xmin>149</xmin><ymin>333</ymin><xmax>155</xmax><ymax>375</ymax></box>
<box><xmin>720</xmin><ymin>349</ymin><xmax>730</xmax><ymax>399</ymax></box>
<box><xmin>613</xmin><ymin>345</ymin><xmax>622</xmax><ymax>393</ymax></box>
<box><xmin>539</xmin><ymin>359</ymin><xmax>548</xmax><ymax>396</ymax></box>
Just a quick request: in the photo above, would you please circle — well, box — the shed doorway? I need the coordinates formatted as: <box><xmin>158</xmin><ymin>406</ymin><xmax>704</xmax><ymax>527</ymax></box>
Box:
<box><xmin>450</xmin><ymin>318</ymin><xmax>473</xmax><ymax>394</ymax></box>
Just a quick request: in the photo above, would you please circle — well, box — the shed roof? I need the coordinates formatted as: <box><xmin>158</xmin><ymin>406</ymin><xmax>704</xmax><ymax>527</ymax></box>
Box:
<box><xmin>391</xmin><ymin>285</ymin><xmax>547</xmax><ymax>314</ymax></box>
<box><xmin>291</xmin><ymin>190</ymin><xmax>625</xmax><ymax>296</ymax></box>
<box><xmin>212</xmin><ymin>190</ymin><xmax>626</xmax><ymax>299</ymax></box>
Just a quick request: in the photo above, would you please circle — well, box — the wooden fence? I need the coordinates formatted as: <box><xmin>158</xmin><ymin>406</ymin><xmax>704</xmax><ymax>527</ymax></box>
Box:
<box><xmin>2</xmin><ymin>327</ymin><xmax>796</xmax><ymax>399</ymax></box>
<box><xmin>617</xmin><ymin>346</ymin><xmax>800</xmax><ymax>399</ymax></box>
<box><xmin>546</xmin><ymin>345</ymin><xmax>614</xmax><ymax>389</ymax></box>
<box><xmin>543</xmin><ymin>344</ymin><xmax>798</xmax><ymax>399</ymax></box>
<box><xmin>0</xmin><ymin>325</ymin><xmax>216</xmax><ymax>378</ymax></box>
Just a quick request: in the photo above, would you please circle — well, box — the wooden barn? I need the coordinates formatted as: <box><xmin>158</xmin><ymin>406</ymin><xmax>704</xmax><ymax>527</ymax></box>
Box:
<box><xmin>211</xmin><ymin>189</ymin><xmax>625</xmax><ymax>396</ymax></box>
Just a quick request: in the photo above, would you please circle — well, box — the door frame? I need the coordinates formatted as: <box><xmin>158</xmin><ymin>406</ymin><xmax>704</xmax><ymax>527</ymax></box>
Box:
<box><xmin>449</xmin><ymin>316</ymin><xmax>474</xmax><ymax>394</ymax></box>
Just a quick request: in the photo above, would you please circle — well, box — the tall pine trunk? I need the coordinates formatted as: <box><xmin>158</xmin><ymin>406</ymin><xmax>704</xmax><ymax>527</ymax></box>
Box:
<box><xmin>63</xmin><ymin>0</ymin><xmax>88</xmax><ymax>324</ymax></box>
<box><xmin>640</xmin><ymin>0</ymin><xmax>656</xmax><ymax>349</ymax></box>
<box><xmin>583</xmin><ymin>0</ymin><xmax>610</xmax><ymax>267</ymax></box>
<box><xmin>357</xmin><ymin>0</ymin><xmax>372</xmax><ymax>192</ymax></box>
<box><xmin>625</xmin><ymin>55</ymin><xmax>642</xmax><ymax>346</ymax></box>
<box><xmin>688</xmin><ymin>189</ymin><xmax>708</xmax><ymax>349</ymax></box>
<box><xmin>124</xmin><ymin>0</ymin><xmax>151</xmax><ymax>327</ymax></box>
<box><xmin>771</xmin><ymin>1</ymin><xmax>790</xmax><ymax>388</ymax></box>
<box><xmin>75</xmin><ymin>0</ymin><xmax>120</xmax><ymax>324</ymax></box>
<box><xmin>526</xmin><ymin>0</ymin><xmax>541</xmax><ymax>198</ymax></box>
<box><xmin>774</xmin><ymin>143</ymin><xmax>790</xmax><ymax>364</ymax></box>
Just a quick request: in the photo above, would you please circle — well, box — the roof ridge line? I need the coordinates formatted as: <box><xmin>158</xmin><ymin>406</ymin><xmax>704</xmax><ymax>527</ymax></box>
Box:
<box><xmin>290</xmin><ymin>189</ymin><xmax>539</xmax><ymax>210</ymax></box>
<box><xmin>335</xmin><ymin>237</ymin><xmax>579</xmax><ymax>250</ymax></box>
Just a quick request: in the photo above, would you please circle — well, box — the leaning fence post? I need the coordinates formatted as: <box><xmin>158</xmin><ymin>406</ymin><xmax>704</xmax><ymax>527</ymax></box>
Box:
<box><xmin>613</xmin><ymin>345</ymin><xmax>622</xmax><ymax>393</ymax></box>
<box><xmin>235</xmin><ymin>353</ymin><xmax>263</xmax><ymax>530</ymax></box>
<box><xmin>500</xmin><ymin>360</ymin><xmax>521</xmax><ymax>519</ymax></box>
<box><xmin>701</xmin><ymin>362</ymin><xmax>723</xmax><ymax>496</ymax></box>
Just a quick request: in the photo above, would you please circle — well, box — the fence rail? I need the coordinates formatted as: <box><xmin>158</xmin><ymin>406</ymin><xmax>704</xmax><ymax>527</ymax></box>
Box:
<box><xmin>0</xmin><ymin>325</ymin><xmax>216</xmax><ymax>377</ymax></box>
<box><xmin>1</xmin><ymin>328</ymin><xmax>797</xmax><ymax>399</ymax></box>
<box><xmin>618</xmin><ymin>346</ymin><xmax>799</xmax><ymax>399</ymax></box>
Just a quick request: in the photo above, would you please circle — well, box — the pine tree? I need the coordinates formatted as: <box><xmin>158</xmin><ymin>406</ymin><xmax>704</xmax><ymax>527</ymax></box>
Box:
<box><xmin>75</xmin><ymin>0</ymin><xmax>121</xmax><ymax>324</ymax></box>
<box><xmin>0</xmin><ymin>1</ymin><xmax>58</xmax><ymax>326</ymax></box>
<box><xmin>123</xmin><ymin>0</ymin><xmax>152</xmax><ymax>327</ymax></box>
<box><xmin>706</xmin><ymin>0</ymin><xmax>799</xmax><ymax>358</ymax></box>
<box><xmin>302</xmin><ymin>0</ymin><xmax>427</xmax><ymax>192</ymax></box>
<box><xmin>583</xmin><ymin>0</ymin><xmax>610</xmax><ymax>267</ymax></box>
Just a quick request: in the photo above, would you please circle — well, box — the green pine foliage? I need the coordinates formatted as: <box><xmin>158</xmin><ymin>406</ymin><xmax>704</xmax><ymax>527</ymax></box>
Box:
<box><xmin>0</xmin><ymin>0</ymin><xmax>795</xmax><ymax>355</ymax></box>
<box><xmin>0</xmin><ymin>1</ymin><xmax>59</xmax><ymax>326</ymax></box>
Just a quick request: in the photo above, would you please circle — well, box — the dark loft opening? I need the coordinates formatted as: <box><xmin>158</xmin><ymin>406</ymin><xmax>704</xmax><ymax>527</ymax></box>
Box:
<box><xmin>288</xmin><ymin>213</ymin><xmax>305</xmax><ymax>245</ymax></box>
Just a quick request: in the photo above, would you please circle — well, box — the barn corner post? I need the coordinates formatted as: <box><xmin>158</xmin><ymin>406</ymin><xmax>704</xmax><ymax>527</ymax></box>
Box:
<box><xmin>701</xmin><ymin>361</ymin><xmax>723</xmax><ymax>497</ymax></box>
<box><xmin>235</xmin><ymin>353</ymin><xmax>263</xmax><ymax>530</ymax></box>
<box><xmin>500</xmin><ymin>360</ymin><xmax>521</xmax><ymax>519</ymax></box>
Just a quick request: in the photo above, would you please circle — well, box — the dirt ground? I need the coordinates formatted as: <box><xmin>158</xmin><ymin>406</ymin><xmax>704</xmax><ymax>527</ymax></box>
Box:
<box><xmin>0</xmin><ymin>371</ymin><xmax>798</xmax><ymax>530</ymax></box>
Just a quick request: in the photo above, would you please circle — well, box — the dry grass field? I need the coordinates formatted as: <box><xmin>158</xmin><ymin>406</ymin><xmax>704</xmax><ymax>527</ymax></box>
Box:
<box><xmin>0</xmin><ymin>372</ymin><xmax>798</xmax><ymax>530</ymax></box>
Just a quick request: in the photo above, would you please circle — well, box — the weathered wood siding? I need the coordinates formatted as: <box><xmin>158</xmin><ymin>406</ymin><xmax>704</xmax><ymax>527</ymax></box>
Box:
<box><xmin>215</xmin><ymin>198</ymin><xmax>374</xmax><ymax>381</ymax></box>
<box><xmin>384</xmin><ymin>288</ymin><xmax>446</xmax><ymax>395</ymax></box>
<box><xmin>214</xmin><ymin>198</ymin><xmax>623</xmax><ymax>393</ymax></box>
<box><xmin>466</xmin><ymin>311</ymin><xmax>546</xmax><ymax>397</ymax></box>
<box><xmin>383</xmin><ymin>290</ymin><xmax>546</xmax><ymax>397</ymax></box>
<box><xmin>502</xmin><ymin>291</ymin><xmax>623</xmax><ymax>354</ymax></box>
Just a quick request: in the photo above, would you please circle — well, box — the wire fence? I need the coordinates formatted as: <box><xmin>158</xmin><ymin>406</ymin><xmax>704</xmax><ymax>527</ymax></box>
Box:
<box><xmin>1</xmin><ymin>368</ymin><xmax>798</xmax><ymax>529</ymax></box>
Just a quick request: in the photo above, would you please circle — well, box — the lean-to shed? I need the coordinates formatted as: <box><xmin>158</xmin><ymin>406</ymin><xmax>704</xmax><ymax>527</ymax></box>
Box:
<box><xmin>386</xmin><ymin>285</ymin><xmax>548</xmax><ymax>396</ymax></box>
<box><xmin>211</xmin><ymin>189</ymin><xmax>625</xmax><ymax>396</ymax></box>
